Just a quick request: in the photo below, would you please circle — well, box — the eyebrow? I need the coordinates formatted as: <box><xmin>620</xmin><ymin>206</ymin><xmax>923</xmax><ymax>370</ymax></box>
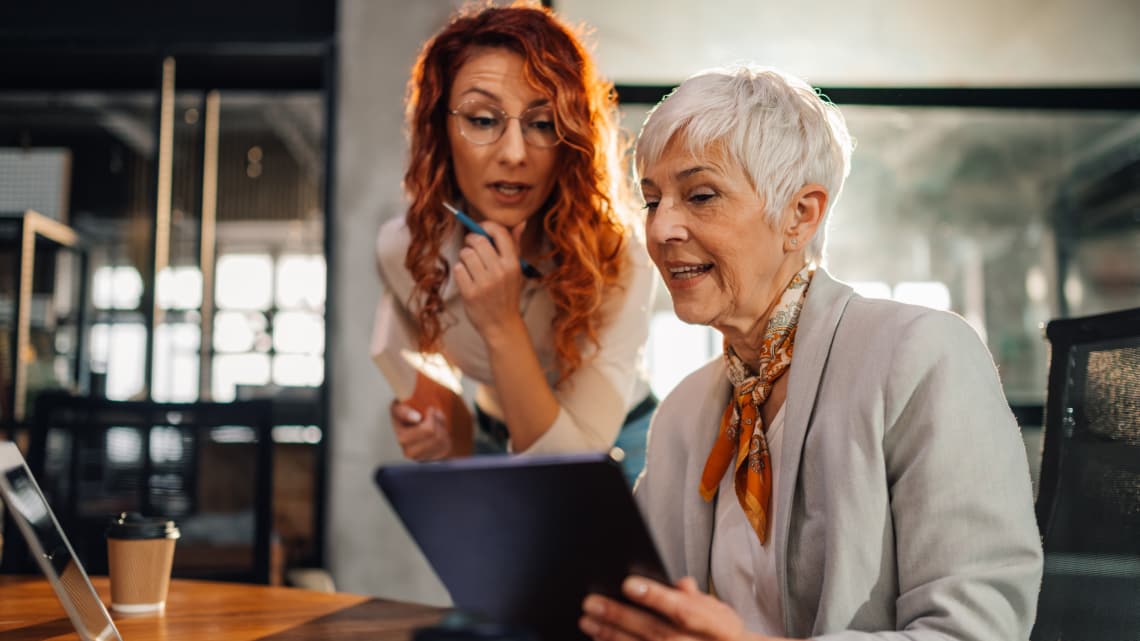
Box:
<box><xmin>640</xmin><ymin>165</ymin><xmax>714</xmax><ymax>190</ymax></box>
<box><xmin>458</xmin><ymin>87</ymin><xmax>550</xmax><ymax>109</ymax></box>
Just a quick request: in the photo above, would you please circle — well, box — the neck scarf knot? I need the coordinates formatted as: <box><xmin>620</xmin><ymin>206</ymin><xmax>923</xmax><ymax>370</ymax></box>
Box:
<box><xmin>699</xmin><ymin>266</ymin><xmax>813</xmax><ymax>544</ymax></box>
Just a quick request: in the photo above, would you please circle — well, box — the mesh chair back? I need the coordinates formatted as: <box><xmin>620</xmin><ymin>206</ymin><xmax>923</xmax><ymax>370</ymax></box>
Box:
<box><xmin>1032</xmin><ymin>306</ymin><xmax>1140</xmax><ymax>640</ymax></box>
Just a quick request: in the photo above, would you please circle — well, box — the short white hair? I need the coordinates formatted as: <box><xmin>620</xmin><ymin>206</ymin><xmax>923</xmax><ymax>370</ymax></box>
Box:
<box><xmin>635</xmin><ymin>65</ymin><xmax>854</xmax><ymax>264</ymax></box>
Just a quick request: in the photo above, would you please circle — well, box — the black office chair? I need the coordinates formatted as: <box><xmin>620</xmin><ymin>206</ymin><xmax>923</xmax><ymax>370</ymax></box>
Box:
<box><xmin>1031</xmin><ymin>306</ymin><xmax>1140</xmax><ymax>640</ymax></box>
<box><xmin>1</xmin><ymin>392</ymin><xmax>276</xmax><ymax>584</ymax></box>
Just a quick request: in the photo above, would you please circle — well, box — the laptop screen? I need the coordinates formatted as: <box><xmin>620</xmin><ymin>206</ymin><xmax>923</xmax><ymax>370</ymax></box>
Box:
<box><xmin>0</xmin><ymin>442</ymin><xmax>121</xmax><ymax>641</ymax></box>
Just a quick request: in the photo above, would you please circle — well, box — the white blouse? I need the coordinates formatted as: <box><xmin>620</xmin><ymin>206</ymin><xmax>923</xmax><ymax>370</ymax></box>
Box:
<box><xmin>710</xmin><ymin>403</ymin><xmax>786</xmax><ymax>636</ymax></box>
<box><xmin>370</xmin><ymin>216</ymin><xmax>655</xmax><ymax>454</ymax></box>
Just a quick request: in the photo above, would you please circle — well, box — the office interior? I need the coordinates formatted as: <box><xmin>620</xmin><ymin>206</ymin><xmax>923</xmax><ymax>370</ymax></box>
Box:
<box><xmin>0</xmin><ymin>0</ymin><xmax>1137</xmax><ymax>609</ymax></box>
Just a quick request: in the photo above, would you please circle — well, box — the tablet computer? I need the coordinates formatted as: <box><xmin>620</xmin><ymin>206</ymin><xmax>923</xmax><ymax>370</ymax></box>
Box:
<box><xmin>0</xmin><ymin>441</ymin><xmax>122</xmax><ymax>641</ymax></box>
<box><xmin>375</xmin><ymin>451</ymin><xmax>669</xmax><ymax>640</ymax></box>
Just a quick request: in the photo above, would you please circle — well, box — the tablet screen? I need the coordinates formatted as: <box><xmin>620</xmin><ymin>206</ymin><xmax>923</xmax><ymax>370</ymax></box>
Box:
<box><xmin>376</xmin><ymin>452</ymin><xmax>669</xmax><ymax>641</ymax></box>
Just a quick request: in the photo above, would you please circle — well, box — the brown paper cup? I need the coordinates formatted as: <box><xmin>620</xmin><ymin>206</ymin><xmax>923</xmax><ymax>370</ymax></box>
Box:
<box><xmin>106</xmin><ymin>513</ymin><xmax>179</xmax><ymax>614</ymax></box>
<box><xmin>107</xmin><ymin>537</ymin><xmax>176</xmax><ymax>612</ymax></box>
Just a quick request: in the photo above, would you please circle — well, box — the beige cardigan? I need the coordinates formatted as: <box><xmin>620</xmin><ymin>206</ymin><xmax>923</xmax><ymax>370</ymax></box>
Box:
<box><xmin>636</xmin><ymin>268</ymin><xmax>1043</xmax><ymax>640</ymax></box>
<box><xmin>371</xmin><ymin>216</ymin><xmax>655</xmax><ymax>453</ymax></box>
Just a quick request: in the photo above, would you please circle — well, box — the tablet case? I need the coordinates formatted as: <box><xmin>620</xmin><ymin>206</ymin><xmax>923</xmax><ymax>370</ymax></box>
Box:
<box><xmin>375</xmin><ymin>452</ymin><xmax>670</xmax><ymax>641</ymax></box>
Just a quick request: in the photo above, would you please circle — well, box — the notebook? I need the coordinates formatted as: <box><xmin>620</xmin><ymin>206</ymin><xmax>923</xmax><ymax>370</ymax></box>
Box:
<box><xmin>0</xmin><ymin>441</ymin><xmax>122</xmax><ymax>641</ymax></box>
<box><xmin>375</xmin><ymin>451</ymin><xmax>670</xmax><ymax>640</ymax></box>
<box><xmin>371</xmin><ymin>292</ymin><xmax>462</xmax><ymax>400</ymax></box>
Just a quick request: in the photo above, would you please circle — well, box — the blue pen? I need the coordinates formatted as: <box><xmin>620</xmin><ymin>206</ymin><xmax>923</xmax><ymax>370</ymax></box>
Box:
<box><xmin>443</xmin><ymin>202</ymin><xmax>542</xmax><ymax>279</ymax></box>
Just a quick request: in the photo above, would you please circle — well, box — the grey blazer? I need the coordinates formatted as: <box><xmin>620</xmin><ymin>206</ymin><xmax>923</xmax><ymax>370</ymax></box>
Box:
<box><xmin>636</xmin><ymin>268</ymin><xmax>1043</xmax><ymax>640</ymax></box>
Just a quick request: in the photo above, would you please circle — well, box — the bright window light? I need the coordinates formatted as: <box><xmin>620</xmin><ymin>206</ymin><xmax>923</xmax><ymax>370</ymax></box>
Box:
<box><xmin>214</xmin><ymin>311</ymin><xmax>266</xmax><ymax>353</ymax></box>
<box><xmin>90</xmin><ymin>323</ymin><xmax>146</xmax><ymax>400</ymax></box>
<box><xmin>92</xmin><ymin>266</ymin><xmax>143</xmax><ymax>310</ymax></box>
<box><xmin>149</xmin><ymin>426</ymin><xmax>185</xmax><ymax>464</ymax></box>
<box><xmin>1025</xmin><ymin>267</ymin><xmax>1048</xmax><ymax>303</ymax></box>
<box><xmin>157</xmin><ymin>266</ymin><xmax>203</xmax><ymax>310</ymax></box>
<box><xmin>272</xmin><ymin>425</ymin><xmax>323</xmax><ymax>444</ymax></box>
<box><xmin>273</xmin><ymin>311</ymin><xmax>324</xmax><ymax>354</ymax></box>
<box><xmin>212</xmin><ymin>353</ymin><xmax>271</xmax><ymax>402</ymax></box>
<box><xmin>893</xmin><ymin>281</ymin><xmax>952</xmax><ymax>311</ymax></box>
<box><xmin>106</xmin><ymin>427</ymin><xmax>143</xmax><ymax>465</ymax></box>
<box><xmin>1063</xmin><ymin>270</ymin><xmax>1084</xmax><ymax>307</ymax></box>
<box><xmin>153</xmin><ymin>323</ymin><xmax>200</xmax><ymax>402</ymax></box>
<box><xmin>273</xmin><ymin>354</ymin><xmax>324</xmax><ymax>387</ymax></box>
<box><xmin>276</xmin><ymin>254</ymin><xmax>326</xmax><ymax>309</ymax></box>
<box><xmin>646</xmin><ymin>311</ymin><xmax>721</xmax><ymax>400</ymax></box>
<box><xmin>850</xmin><ymin>281</ymin><xmax>892</xmax><ymax>300</ymax></box>
<box><xmin>216</xmin><ymin>254</ymin><xmax>273</xmax><ymax>310</ymax></box>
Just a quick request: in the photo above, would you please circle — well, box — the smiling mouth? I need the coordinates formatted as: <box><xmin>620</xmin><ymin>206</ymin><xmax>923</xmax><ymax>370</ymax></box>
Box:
<box><xmin>668</xmin><ymin>263</ymin><xmax>713</xmax><ymax>280</ymax></box>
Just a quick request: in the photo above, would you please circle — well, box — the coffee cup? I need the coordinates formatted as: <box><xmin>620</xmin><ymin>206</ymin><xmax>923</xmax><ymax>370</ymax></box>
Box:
<box><xmin>106</xmin><ymin>512</ymin><xmax>179</xmax><ymax>614</ymax></box>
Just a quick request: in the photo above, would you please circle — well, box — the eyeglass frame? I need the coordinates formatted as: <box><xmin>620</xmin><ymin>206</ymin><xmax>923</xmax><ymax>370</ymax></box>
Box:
<box><xmin>446</xmin><ymin>99</ymin><xmax>564</xmax><ymax>148</ymax></box>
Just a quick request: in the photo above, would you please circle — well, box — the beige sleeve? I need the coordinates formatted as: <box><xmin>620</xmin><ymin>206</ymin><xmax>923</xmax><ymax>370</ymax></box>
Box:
<box><xmin>522</xmin><ymin>245</ymin><xmax>657</xmax><ymax>454</ymax></box>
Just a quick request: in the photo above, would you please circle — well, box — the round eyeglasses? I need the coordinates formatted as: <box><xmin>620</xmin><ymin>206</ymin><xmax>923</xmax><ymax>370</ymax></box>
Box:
<box><xmin>448</xmin><ymin>99</ymin><xmax>562</xmax><ymax>148</ymax></box>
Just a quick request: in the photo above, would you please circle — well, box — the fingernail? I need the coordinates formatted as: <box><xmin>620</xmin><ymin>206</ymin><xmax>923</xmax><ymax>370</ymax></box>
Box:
<box><xmin>580</xmin><ymin>617</ymin><xmax>600</xmax><ymax>635</ymax></box>
<box><xmin>625</xmin><ymin>578</ymin><xmax>648</xmax><ymax>597</ymax></box>
<box><xmin>583</xmin><ymin>596</ymin><xmax>605</xmax><ymax>615</ymax></box>
<box><xmin>405</xmin><ymin>409</ymin><xmax>423</xmax><ymax>423</ymax></box>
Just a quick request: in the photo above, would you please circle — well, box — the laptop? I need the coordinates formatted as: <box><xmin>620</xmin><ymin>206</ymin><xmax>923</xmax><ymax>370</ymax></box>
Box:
<box><xmin>375</xmin><ymin>451</ymin><xmax>670</xmax><ymax>641</ymax></box>
<box><xmin>0</xmin><ymin>441</ymin><xmax>122</xmax><ymax>641</ymax></box>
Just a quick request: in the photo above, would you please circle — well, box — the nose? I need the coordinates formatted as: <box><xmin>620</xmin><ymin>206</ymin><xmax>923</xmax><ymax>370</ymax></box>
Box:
<box><xmin>646</xmin><ymin>197</ymin><xmax>687</xmax><ymax>245</ymax></box>
<box><xmin>495</xmin><ymin>118</ymin><xmax>527</xmax><ymax>166</ymax></box>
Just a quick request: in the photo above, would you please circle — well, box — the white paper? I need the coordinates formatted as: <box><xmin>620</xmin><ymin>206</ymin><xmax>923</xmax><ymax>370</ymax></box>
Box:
<box><xmin>371</xmin><ymin>293</ymin><xmax>462</xmax><ymax>399</ymax></box>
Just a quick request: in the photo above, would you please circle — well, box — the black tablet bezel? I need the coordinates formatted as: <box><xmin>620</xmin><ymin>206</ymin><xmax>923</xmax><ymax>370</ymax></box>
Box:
<box><xmin>376</xmin><ymin>451</ymin><xmax>670</xmax><ymax>640</ymax></box>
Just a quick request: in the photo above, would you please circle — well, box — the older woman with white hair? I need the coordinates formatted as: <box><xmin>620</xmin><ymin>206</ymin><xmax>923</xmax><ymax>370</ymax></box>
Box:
<box><xmin>579</xmin><ymin>66</ymin><xmax>1042</xmax><ymax>640</ymax></box>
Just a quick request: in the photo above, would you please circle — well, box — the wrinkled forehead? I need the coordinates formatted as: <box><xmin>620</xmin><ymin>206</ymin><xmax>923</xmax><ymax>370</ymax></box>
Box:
<box><xmin>639</xmin><ymin>133</ymin><xmax>745</xmax><ymax>188</ymax></box>
<box><xmin>449</xmin><ymin>46</ymin><xmax>550</xmax><ymax>105</ymax></box>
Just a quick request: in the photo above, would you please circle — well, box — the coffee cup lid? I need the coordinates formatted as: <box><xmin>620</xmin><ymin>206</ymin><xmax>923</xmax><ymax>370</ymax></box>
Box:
<box><xmin>107</xmin><ymin>512</ymin><xmax>181</xmax><ymax>540</ymax></box>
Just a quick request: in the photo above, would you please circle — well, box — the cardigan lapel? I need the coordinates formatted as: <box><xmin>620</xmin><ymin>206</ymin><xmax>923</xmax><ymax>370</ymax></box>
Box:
<box><xmin>772</xmin><ymin>268</ymin><xmax>853</xmax><ymax>633</ymax></box>
<box><xmin>682</xmin><ymin>364</ymin><xmax>732</xmax><ymax>590</ymax></box>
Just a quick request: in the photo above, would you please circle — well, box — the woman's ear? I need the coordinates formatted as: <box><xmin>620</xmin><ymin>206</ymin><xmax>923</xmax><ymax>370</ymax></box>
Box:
<box><xmin>785</xmin><ymin>184</ymin><xmax>828</xmax><ymax>249</ymax></box>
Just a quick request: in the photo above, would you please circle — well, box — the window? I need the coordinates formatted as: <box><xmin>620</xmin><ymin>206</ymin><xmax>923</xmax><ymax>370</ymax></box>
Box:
<box><xmin>211</xmin><ymin>252</ymin><xmax>326</xmax><ymax>401</ymax></box>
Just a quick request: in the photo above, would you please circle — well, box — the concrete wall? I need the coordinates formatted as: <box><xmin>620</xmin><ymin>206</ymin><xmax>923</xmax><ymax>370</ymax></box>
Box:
<box><xmin>328</xmin><ymin>0</ymin><xmax>460</xmax><ymax>606</ymax></box>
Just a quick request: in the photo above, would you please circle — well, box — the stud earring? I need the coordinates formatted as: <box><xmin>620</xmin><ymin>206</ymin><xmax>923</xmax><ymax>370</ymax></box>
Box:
<box><xmin>790</xmin><ymin>238</ymin><xmax>798</xmax><ymax>248</ymax></box>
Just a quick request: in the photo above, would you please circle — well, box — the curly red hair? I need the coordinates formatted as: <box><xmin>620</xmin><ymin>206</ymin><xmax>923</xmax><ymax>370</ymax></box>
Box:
<box><xmin>402</xmin><ymin>2</ymin><xmax>629</xmax><ymax>383</ymax></box>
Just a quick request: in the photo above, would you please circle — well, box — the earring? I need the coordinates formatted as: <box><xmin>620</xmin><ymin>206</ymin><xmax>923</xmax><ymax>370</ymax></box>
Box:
<box><xmin>790</xmin><ymin>238</ymin><xmax>798</xmax><ymax>248</ymax></box>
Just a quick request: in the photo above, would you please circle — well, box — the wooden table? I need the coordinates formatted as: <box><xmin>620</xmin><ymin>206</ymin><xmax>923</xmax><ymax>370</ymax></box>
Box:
<box><xmin>0</xmin><ymin>576</ymin><xmax>445</xmax><ymax>640</ymax></box>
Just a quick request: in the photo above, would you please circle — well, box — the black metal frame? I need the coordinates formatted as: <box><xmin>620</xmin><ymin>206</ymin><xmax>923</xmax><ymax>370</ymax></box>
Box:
<box><xmin>614</xmin><ymin>84</ymin><xmax>1140</xmax><ymax>110</ymax></box>
<box><xmin>11</xmin><ymin>392</ymin><xmax>277</xmax><ymax>584</ymax></box>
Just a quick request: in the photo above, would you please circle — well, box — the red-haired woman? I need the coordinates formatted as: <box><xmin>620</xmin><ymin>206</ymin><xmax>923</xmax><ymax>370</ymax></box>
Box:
<box><xmin>370</xmin><ymin>4</ymin><xmax>656</xmax><ymax>484</ymax></box>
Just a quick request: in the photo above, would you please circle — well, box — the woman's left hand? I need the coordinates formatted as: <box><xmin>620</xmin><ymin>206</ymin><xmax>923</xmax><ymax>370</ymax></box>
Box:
<box><xmin>580</xmin><ymin>576</ymin><xmax>789</xmax><ymax>641</ymax></box>
<box><xmin>453</xmin><ymin>220</ymin><xmax>528</xmax><ymax>340</ymax></box>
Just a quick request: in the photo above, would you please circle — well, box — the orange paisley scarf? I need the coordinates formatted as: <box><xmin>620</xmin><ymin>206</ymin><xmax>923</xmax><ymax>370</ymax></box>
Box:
<box><xmin>699</xmin><ymin>266</ymin><xmax>813</xmax><ymax>544</ymax></box>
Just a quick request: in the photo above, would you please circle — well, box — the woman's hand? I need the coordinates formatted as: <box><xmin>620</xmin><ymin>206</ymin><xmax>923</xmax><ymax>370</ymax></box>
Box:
<box><xmin>389</xmin><ymin>401</ymin><xmax>452</xmax><ymax>461</ymax></box>
<box><xmin>452</xmin><ymin>220</ymin><xmax>528</xmax><ymax>341</ymax></box>
<box><xmin>580</xmin><ymin>576</ymin><xmax>790</xmax><ymax>641</ymax></box>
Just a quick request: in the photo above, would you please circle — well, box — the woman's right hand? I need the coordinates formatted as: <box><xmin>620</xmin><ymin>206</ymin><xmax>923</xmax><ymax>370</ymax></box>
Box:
<box><xmin>389</xmin><ymin>401</ymin><xmax>452</xmax><ymax>461</ymax></box>
<box><xmin>453</xmin><ymin>220</ymin><xmax>528</xmax><ymax>342</ymax></box>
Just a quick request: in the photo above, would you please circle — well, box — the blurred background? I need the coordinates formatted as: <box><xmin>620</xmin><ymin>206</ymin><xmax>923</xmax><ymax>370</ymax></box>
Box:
<box><xmin>0</xmin><ymin>0</ymin><xmax>1137</xmax><ymax>605</ymax></box>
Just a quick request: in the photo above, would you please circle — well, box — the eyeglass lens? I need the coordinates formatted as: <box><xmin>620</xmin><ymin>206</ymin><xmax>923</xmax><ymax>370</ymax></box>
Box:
<box><xmin>451</xmin><ymin>100</ymin><xmax>560</xmax><ymax>147</ymax></box>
